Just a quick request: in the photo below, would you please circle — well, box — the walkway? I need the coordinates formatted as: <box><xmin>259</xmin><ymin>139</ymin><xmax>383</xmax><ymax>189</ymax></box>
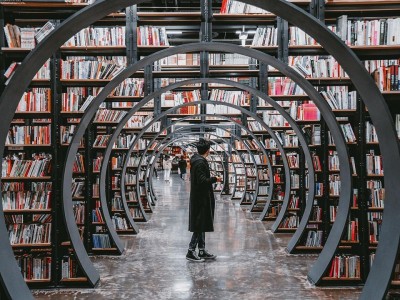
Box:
<box><xmin>34</xmin><ymin>174</ymin><xmax>361</xmax><ymax>299</ymax></box>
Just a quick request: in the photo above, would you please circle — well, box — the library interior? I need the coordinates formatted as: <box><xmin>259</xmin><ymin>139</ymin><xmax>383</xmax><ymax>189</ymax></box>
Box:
<box><xmin>1</xmin><ymin>0</ymin><xmax>400</xmax><ymax>299</ymax></box>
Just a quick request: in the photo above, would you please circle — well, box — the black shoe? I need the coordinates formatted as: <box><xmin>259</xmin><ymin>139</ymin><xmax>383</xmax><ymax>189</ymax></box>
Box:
<box><xmin>198</xmin><ymin>249</ymin><xmax>216</xmax><ymax>259</ymax></box>
<box><xmin>186</xmin><ymin>250</ymin><xmax>204</xmax><ymax>262</ymax></box>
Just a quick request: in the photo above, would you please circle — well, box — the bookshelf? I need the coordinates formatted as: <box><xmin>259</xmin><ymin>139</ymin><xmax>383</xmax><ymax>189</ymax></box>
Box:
<box><xmin>0</xmin><ymin>1</ymin><xmax>399</xmax><ymax>300</ymax></box>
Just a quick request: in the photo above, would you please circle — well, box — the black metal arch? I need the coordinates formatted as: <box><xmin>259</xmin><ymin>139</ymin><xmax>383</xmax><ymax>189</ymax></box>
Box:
<box><xmin>58</xmin><ymin>42</ymin><xmax>348</xmax><ymax>288</ymax></box>
<box><xmin>142</xmin><ymin>124</ymin><xmax>254</xmax><ymax>205</ymax></box>
<box><xmin>115</xmin><ymin>109</ymin><xmax>277</xmax><ymax>214</ymax></box>
<box><xmin>143</xmin><ymin>128</ymin><xmax>252</xmax><ymax>203</ymax></box>
<box><xmin>0</xmin><ymin>0</ymin><xmax>393</xmax><ymax>297</ymax></box>
<box><xmin>94</xmin><ymin>76</ymin><xmax>315</xmax><ymax>228</ymax></box>
<box><xmin>134</xmin><ymin>122</ymin><xmax>263</xmax><ymax>205</ymax></box>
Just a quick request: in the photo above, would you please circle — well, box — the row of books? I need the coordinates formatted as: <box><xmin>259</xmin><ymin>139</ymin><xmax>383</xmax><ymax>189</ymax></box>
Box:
<box><xmin>17</xmin><ymin>88</ymin><xmax>51</xmax><ymax>112</ymax></box>
<box><xmin>6</xmin><ymin>125</ymin><xmax>51</xmax><ymax>145</ymax></box>
<box><xmin>73</xmin><ymin>154</ymin><xmax>85</xmax><ymax>173</ymax></box>
<box><xmin>372</xmin><ymin>64</ymin><xmax>400</xmax><ymax>92</ymax></box>
<box><xmin>290</xmin><ymin>172</ymin><xmax>300</xmax><ymax>189</ymax></box>
<box><xmin>366</xmin><ymin>122</ymin><xmax>378</xmax><ymax>143</ymax></box>
<box><xmin>17</xmin><ymin>255</ymin><xmax>51</xmax><ymax>280</ymax></box>
<box><xmin>368</xmin><ymin>212</ymin><xmax>382</xmax><ymax>243</ymax></box>
<box><xmin>129</xmin><ymin>207</ymin><xmax>143</xmax><ymax>219</ymax></box>
<box><xmin>60</xmin><ymin>59</ymin><xmax>124</xmax><ymax>80</ymax></box>
<box><xmin>73</xmin><ymin>203</ymin><xmax>85</xmax><ymax>224</ymax></box>
<box><xmin>71</xmin><ymin>180</ymin><xmax>84</xmax><ymax>198</ymax></box>
<box><xmin>345</xmin><ymin>219</ymin><xmax>359</xmax><ymax>242</ymax></box>
<box><xmin>328</xmin><ymin>151</ymin><xmax>340</xmax><ymax>171</ymax></box>
<box><xmin>258</xmin><ymin>185</ymin><xmax>268</xmax><ymax>196</ymax></box>
<box><xmin>93</xmin><ymin>135</ymin><xmax>111</xmax><ymax>147</ymax></box>
<box><xmin>289</xmin><ymin>195</ymin><xmax>300</xmax><ymax>209</ymax></box>
<box><xmin>305</xmin><ymin>230</ymin><xmax>323</xmax><ymax>247</ymax></box>
<box><xmin>112</xmin><ymin>215</ymin><xmax>130</xmax><ymax>231</ymax></box>
<box><xmin>92</xmin><ymin>208</ymin><xmax>104</xmax><ymax>223</ymax></box>
<box><xmin>2</xmin><ymin>157</ymin><xmax>52</xmax><ymax>178</ymax></box>
<box><xmin>61</xmin><ymin>255</ymin><xmax>79</xmax><ymax>279</ymax></box>
<box><xmin>209</xmin><ymin>89</ymin><xmax>250</xmax><ymax>106</ymax></box>
<box><xmin>113</xmin><ymin>134</ymin><xmax>136</xmax><ymax>149</ymax></box>
<box><xmin>2</xmin><ymin>190</ymin><xmax>51</xmax><ymax>210</ymax></box>
<box><xmin>251</xmin><ymin>26</ymin><xmax>278</xmax><ymax>47</ymax></box>
<box><xmin>4</xmin><ymin>21</ymin><xmax>55</xmax><ymax>49</ymax></box>
<box><xmin>278</xmin><ymin>214</ymin><xmax>299</xmax><ymax>229</ymax></box>
<box><xmin>8</xmin><ymin>223</ymin><xmax>52</xmax><ymax>245</ymax></box>
<box><xmin>291</xmin><ymin>56</ymin><xmax>348</xmax><ymax>79</ymax></box>
<box><xmin>92</xmin><ymin>233</ymin><xmax>111</xmax><ymax>249</ymax></box>
<box><xmin>328</xmin><ymin>255</ymin><xmax>360</xmax><ymax>279</ymax></box>
<box><xmin>94</xmin><ymin>109</ymin><xmax>127</xmax><ymax>123</ymax></box>
<box><xmin>366</xmin><ymin>151</ymin><xmax>384</xmax><ymax>176</ymax></box>
<box><xmin>288</xmin><ymin>102</ymin><xmax>321</xmax><ymax>121</ymax></box>
<box><xmin>320</xmin><ymin>87</ymin><xmax>357</xmax><ymax>111</ymax></box>
<box><xmin>64</xmin><ymin>26</ymin><xmax>126</xmax><ymax>47</ymax></box>
<box><xmin>368</xmin><ymin>188</ymin><xmax>385</xmax><ymax>209</ymax></box>
<box><xmin>337</xmin><ymin>16</ymin><xmax>400</xmax><ymax>46</ymax></box>
<box><xmin>287</xmin><ymin>152</ymin><xmax>299</xmax><ymax>169</ymax></box>
<box><xmin>276</xmin><ymin>131</ymin><xmax>299</xmax><ymax>148</ymax></box>
<box><xmin>268</xmin><ymin>77</ymin><xmax>305</xmax><ymax>96</ymax></box>
<box><xmin>220</xmin><ymin>0</ymin><xmax>268</xmax><ymax>14</ymax></box>
<box><xmin>137</xmin><ymin>26</ymin><xmax>169</xmax><ymax>46</ymax></box>
<box><xmin>111</xmin><ymin>195</ymin><xmax>124</xmax><ymax>211</ymax></box>
<box><xmin>329</xmin><ymin>174</ymin><xmax>341</xmax><ymax>197</ymax></box>
<box><xmin>311</xmin><ymin>206</ymin><xmax>323</xmax><ymax>222</ymax></box>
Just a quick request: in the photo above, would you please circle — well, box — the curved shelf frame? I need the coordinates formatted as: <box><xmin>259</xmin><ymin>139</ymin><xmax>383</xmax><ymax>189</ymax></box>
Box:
<box><xmin>145</xmin><ymin>133</ymin><xmax>241</xmax><ymax>201</ymax></box>
<box><xmin>60</xmin><ymin>37</ymin><xmax>349</xmax><ymax>286</ymax></box>
<box><xmin>119</xmin><ymin>111</ymin><xmax>273</xmax><ymax>209</ymax></box>
<box><xmin>4</xmin><ymin>0</ymin><xmax>391</xmax><ymax>293</ymax></box>
<box><xmin>144</xmin><ymin>128</ymin><xmax>256</xmax><ymax>202</ymax></box>
<box><xmin>134</xmin><ymin>152</ymin><xmax>154</xmax><ymax>216</ymax></box>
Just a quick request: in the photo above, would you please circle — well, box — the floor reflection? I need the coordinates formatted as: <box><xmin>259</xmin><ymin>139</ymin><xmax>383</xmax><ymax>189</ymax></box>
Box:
<box><xmin>33</xmin><ymin>173</ymin><xmax>361</xmax><ymax>299</ymax></box>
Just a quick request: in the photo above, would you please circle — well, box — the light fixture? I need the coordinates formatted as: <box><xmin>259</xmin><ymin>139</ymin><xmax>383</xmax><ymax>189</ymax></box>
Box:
<box><xmin>166</xmin><ymin>30</ymin><xmax>183</xmax><ymax>35</ymax></box>
<box><xmin>237</xmin><ymin>26</ymin><xmax>248</xmax><ymax>46</ymax></box>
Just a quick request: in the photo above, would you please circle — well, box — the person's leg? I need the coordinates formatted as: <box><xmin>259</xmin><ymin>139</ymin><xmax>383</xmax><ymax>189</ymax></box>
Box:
<box><xmin>198</xmin><ymin>232</ymin><xmax>216</xmax><ymax>259</ymax></box>
<box><xmin>198</xmin><ymin>232</ymin><xmax>205</xmax><ymax>251</ymax></box>
<box><xmin>187</xmin><ymin>232</ymin><xmax>204</xmax><ymax>262</ymax></box>
<box><xmin>188</xmin><ymin>232</ymin><xmax>200</xmax><ymax>251</ymax></box>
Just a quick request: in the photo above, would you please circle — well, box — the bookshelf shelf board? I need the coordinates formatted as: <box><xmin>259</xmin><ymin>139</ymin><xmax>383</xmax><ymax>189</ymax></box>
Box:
<box><xmin>25</xmin><ymin>279</ymin><xmax>51</xmax><ymax>283</ymax></box>
<box><xmin>322</xmin><ymin>277</ymin><xmax>362</xmax><ymax>281</ymax></box>
<box><xmin>0</xmin><ymin>2</ymin><xmax>88</xmax><ymax>8</ymax></box>
<box><xmin>92</xmin><ymin>248</ymin><xmax>118</xmax><ymax>251</ymax></box>
<box><xmin>1</xmin><ymin>47</ymin><xmax>31</xmax><ymax>52</ymax></box>
<box><xmin>1</xmin><ymin>176</ymin><xmax>52</xmax><ymax>181</ymax></box>
<box><xmin>340</xmin><ymin>240</ymin><xmax>359</xmax><ymax>244</ymax></box>
<box><xmin>12</xmin><ymin>243</ymin><xmax>51</xmax><ymax>248</ymax></box>
<box><xmin>5</xmin><ymin>144</ymin><xmax>51</xmax><ymax>147</ymax></box>
<box><xmin>14</xmin><ymin>112</ymin><xmax>51</xmax><ymax>117</ymax></box>
<box><xmin>116</xmin><ymin>229</ymin><xmax>135</xmax><ymax>233</ymax></box>
<box><xmin>105</xmin><ymin>96</ymin><xmax>143</xmax><ymax>102</ymax></box>
<box><xmin>296</xmin><ymin>246</ymin><xmax>323</xmax><ymax>250</ymax></box>
<box><xmin>271</xmin><ymin>199</ymin><xmax>284</xmax><ymax>202</ymax></box>
<box><xmin>276</xmin><ymin>228</ymin><xmax>297</xmax><ymax>232</ymax></box>
<box><xmin>391</xmin><ymin>280</ymin><xmax>400</xmax><ymax>286</ymax></box>
<box><xmin>367</xmin><ymin>174</ymin><xmax>384</xmax><ymax>177</ymax></box>
<box><xmin>309</xmin><ymin>220</ymin><xmax>323</xmax><ymax>224</ymax></box>
<box><xmin>4</xmin><ymin>209</ymin><xmax>51</xmax><ymax>213</ymax></box>
<box><xmin>288</xmin><ymin>208</ymin><xmax>300</xmax><ymax>211</ymax></box>
<box><xmin>60</xmin><ymin>277</ymin><xmax>88</xmax><ymax>283</ymax></box>
<box><xmin>368</xmin><ymin>207</ymin><xmax>384</xmax><ymax>211</ymax></box>
<box><xmin>92</xmin><ymin>222</ymin><xmax>105</xmax><ymax>225</ymax></box>
<box><xmin>264</xmin><ymin>217</ymin><xmax>278</xmax><ymax>221</ymax></box>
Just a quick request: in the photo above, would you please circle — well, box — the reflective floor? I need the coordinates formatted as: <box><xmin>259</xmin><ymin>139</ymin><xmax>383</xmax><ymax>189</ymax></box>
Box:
<box><xmin>34</xmin><ymin>174</ymin><xmax>362</xmax><ymax>299</ymax></box>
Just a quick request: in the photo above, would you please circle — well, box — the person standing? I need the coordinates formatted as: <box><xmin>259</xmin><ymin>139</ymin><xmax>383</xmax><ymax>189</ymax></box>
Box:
<box><xmin>178</xmin><ymin>156</ymin><xmax>187</xmax><ymax>180</ymax></box>
<box><xmin>163</xmin><ymin>155</ymin><xmax>173</xmax><ymax>182</ymax></box>
<box><xmin>186</xmin><ymin>138</ymin><xmax>222</xmax><ymax>262</ymax></box>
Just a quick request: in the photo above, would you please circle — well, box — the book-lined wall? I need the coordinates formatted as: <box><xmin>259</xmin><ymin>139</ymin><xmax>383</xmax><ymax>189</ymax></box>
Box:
<box><xmin>1</xmin><ymin>0</ymin><xmax>400</xmax><ymax>295</ymax></box>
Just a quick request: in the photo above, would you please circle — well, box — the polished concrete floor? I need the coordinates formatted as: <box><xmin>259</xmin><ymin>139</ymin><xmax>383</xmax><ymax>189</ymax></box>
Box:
<box><xmin>34</xmin><ymin>174</ymin><xmax>362</xmax><ymax>299</ymax></box>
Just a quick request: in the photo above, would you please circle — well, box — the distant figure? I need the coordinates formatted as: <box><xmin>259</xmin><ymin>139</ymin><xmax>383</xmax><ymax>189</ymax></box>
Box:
<box><xmin>186</xmin><ymin>138</ymin><xmax>222</xmax><ymax>262</ymax></box>
<box><xmin>163</xmin><ymin>155</ymin><xmax>173</xmax><ymax>182</ymax></box>
<box><xmin>153</xmin><ymin>160</ymin><xmax>159</xmax><ymax>179</ymax></box>
<box><xmin>178</xmin><ymin>157</ymin><xmax>187</xmax><ymax>180</ymax></box>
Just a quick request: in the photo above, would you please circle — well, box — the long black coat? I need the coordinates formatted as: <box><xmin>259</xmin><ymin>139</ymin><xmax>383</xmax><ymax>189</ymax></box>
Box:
<box><xmin>178</xmin><ymin>159</ymin><xmax>187</xmax><ymax>174</ymax></box>
<box><xmin>188</xmin><ymin>153</ymin><xmax>217</xmax><ymax>232</ymax></box>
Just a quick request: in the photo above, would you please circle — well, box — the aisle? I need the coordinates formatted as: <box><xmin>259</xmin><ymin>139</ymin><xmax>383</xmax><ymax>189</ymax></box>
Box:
<box><xmin>34</xmin><ymin>174</ymin><xmax>361</xmax><ymax>299</ymax></box>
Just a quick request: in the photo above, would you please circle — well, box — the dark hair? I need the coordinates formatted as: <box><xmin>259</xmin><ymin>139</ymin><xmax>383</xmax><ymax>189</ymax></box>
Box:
<box><xmin>197</xmin><ymin>138</ymin><xmax>211</xmax><ymax>155</ymax></box>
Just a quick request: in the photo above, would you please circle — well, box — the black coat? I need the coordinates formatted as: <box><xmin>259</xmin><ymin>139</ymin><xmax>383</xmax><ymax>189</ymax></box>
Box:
<box><xmin>189</xmin><ymin>153</ymin><xmax>217</xmax><ymax>232</ymax></box>
<box><xmin>178</xmin><ymin>159</ymin><xmax>187</xmax><ymax>174</ymax></box>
